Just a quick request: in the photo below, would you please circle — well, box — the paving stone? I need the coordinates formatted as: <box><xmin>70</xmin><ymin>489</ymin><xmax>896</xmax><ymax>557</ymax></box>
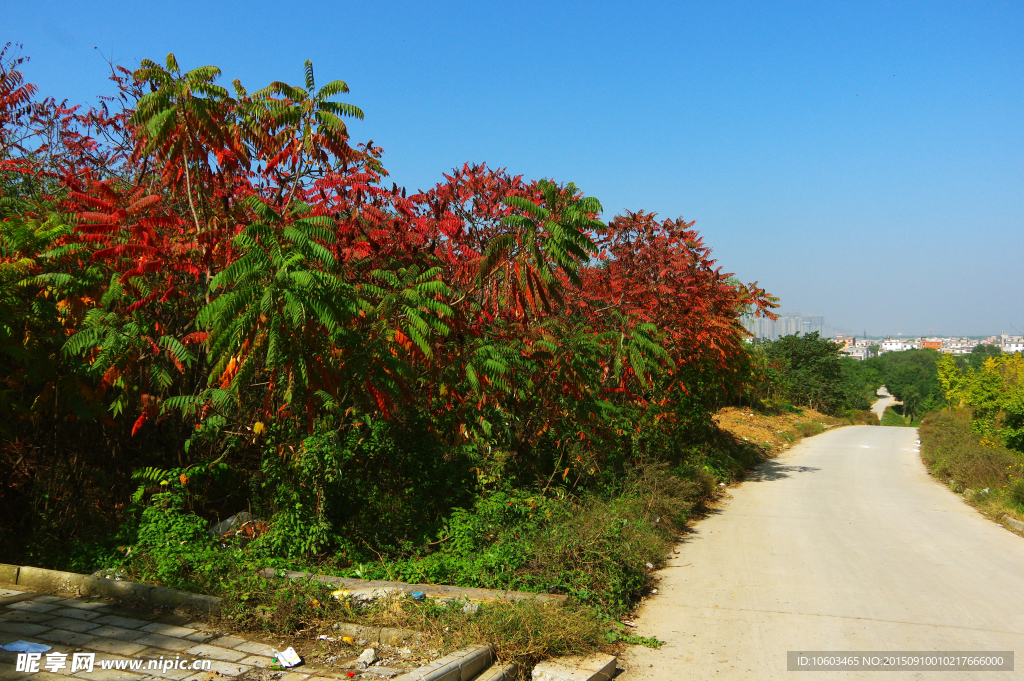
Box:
<box><xmin>182</xmin><ymin>622</ymin><xmax>214</xmax><ymax>631</ymax></box>
<box><xmin>0</xmin><ymin>588</ymin><xmax>26</xmax><ymax>597</ymax></box>
<box><xmin>182</xmin><ymin>631</ymin><xmax>218</xmax><ymax>643</ymax></box>
<box><xmin>184</xmin><ymin>644</ymin><xmax>247</xmax><ymax>662</ymax></box>
<box><xmin>133</xmin><ymin>633</ymin><xmax>197</xmax><ymax>652</ymax></box>
<box><xmin>96</xmin><ymin>607</ymin><xmax>159</xmax><ymax>621</ymax></box>
<box><xmin>40</xmin><ymin>616</ymin><xmax>102</xmax><ymax>633</ymax></box>
<box><xmin>238</xmin><ymin>655</ymin><xmax>274</xmax><ymax>667</ymax></box>
<box><xmin>48</xmin><ymin>608</ymin><xmax>104</xmax><ymax>621</ymax></box>
<box><xmin>278</xmin><ymin>674</ymin><xmax>311</xmax><ymax>681</ymax></box>
<box><xmin>0</xmin><ymin>609</ymin><xmax>57</xmax><ymax>624</ymax></box>
<box><xmin>139</xmin><ymin>623</ymin><xmax>197</xmax><ymax>638</ymax></box>
<box><xmin>131</xmin><ymin>662</ymin><xmax>199</xmax><ymax>680</ymax></box>
<box><xmin>38</xmin><ymin>629</ymin><xmax>100</xmax><ymax>646</ymax></box>
<box><xmin>0</xmin><ymin>620</ymin><xmax>52</xmax><ymax>636</ymax></box>
<box><xmin>23</xmin><ymin>673</ymin><xmax>69</xmax><ymax>681</ymax></box>
<box><xmin>52</xmin><ymin>600</ymin><xmax>111</xmax><ymax>611</ymax></box>
<box><xmin>82</xmin><ymin>638</ymin><xmax>150</xmax><ymax>656</ymax></box>
<box><xmin>92</xmin><ymin>615</ymin><xmax>151</xmax><ymax>629</ymax></box>
<box><xmin>207</xmin><ymin>635</ymin><xmax>246</xmax><ymax>649</ymax></box>
<box><xmin>233</xmin><ymin>641</ymin><xmax>275</xmax><ymax>657</ymax></box>
<box><xmin>71</xmin><ymin>669</ymin><xmax>146</xmax><ymax>681</ymax></box>
<box><xmin>7</xmin><ymin>600</ymin><xmax>61</xmax><ymax>613</ymax></box>
<box><xmin>32</xmin><ymin>596</ymin><xmax>64</xmax><ymax>604</ymax></box>
<box><xmin>183</xmin><ymin>660</ymin><xmax>252</xmax><ymax>677</ymax></box>
<box><xmin>86</xmin><ymin>625</ymin><xmax>148</xmax><ymax>641</ymax></box>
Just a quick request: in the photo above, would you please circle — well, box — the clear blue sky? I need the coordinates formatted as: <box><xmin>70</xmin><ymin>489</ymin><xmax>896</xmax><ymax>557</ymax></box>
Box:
<box><xmin>8</xmin><ymin>1</ymin><xmax>1023</xmax><ymax>337</ymax></box>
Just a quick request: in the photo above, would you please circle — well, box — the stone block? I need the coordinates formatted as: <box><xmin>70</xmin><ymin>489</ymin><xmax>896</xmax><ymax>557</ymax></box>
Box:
<box><xmin>17</xmin><ymin>567</ymin><xmax>89</xmax><ymax>594</ymax></box>
<box><xmin>0</xmin><ymin>563</ymin><xmax>20</xmax><ymax>584</ymax></box>
<box><xmin>87</xmin><ymin>625</ymin><xmax>148</xmax><ymax>640</ymax></box>
<box><xmin>233</xmin><ymin>641</ymin><xmax>276</xmax><ymax>656</ymax></box>
<box><xmin>184</xmin><ymin>643</ymin><xmax>247</xmax><ymax>662</ymax></box>
<box><xmin>532</xmin><ymin>654</ymin><xmax>617</xmax><ymax>681</ymax></box>
<box><xmin>92</xmin><ymin>615</ymin><xmax>151</xmax><ymax>629</ymax></box>
<box><xmin>133</xmin><ymin>633</ymin><xmax>197</xmax><ymax>652</ymax></box>
<box><xmin>1003</xmin><ymin>515</ymin><xmax>1024</xmax><ymax>532</ymax></box>
<box><xmin>393</xmin><ymin>645</ymin><xmax>493</xmax><ymax>681</ymax></box>
<box><xmin>39</xmin><ymin>616</ymin><xmax>100</xmax><ymax>633</ymax></box>
<box><xmin>207</xmin><ymin>635</ymin><xmax>246</xmax><ymax>649</ymax></box>
<box><xmin>139</xmin><ymin>622</ymin><xmax>197</xmax><ymax>638</ymax></box>
<box><xmin>37</xmin><ymin>628</ymin><xmax>99</xmax><ymax>646</ymax></box>
<box><xmin>476</xmin><ymin>664</ymin><xmax>519</xmax><ymax>681</ymax></box>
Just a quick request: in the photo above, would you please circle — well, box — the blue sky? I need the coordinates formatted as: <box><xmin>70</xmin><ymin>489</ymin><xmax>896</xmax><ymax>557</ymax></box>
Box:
<box><xmin>8</xmin><ymin>1</ymin><xmax>1023</xmax><ymax>336</ymax></box>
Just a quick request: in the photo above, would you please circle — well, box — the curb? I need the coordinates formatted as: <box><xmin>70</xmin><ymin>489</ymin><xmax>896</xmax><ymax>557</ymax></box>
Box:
<box><xmin>1002</xmin><ymin>515</ymin><xmax>1024</xmax><ymax>533</ymax></box>
<box><xmin>393</xmin><ymin>644</ymin><xmax>494</xmax><ymax>681</ymax></box>
<box><xmin>259</xmin><ymin>568</ymin><xmax>566</xmax><ymax>605</ymax></box>
<box><xmin>476</xmin><ymin>663</ymin><xmax>518</xmax><ymax>681</ymax></box>
<box><xmin>532</xmin><ymin>654</ymin><xmax>617</xmax><ymax>681</ymax></box>
<box><xmin>0</xmin><ymin>563</ymin><xmax>222</xmax><ymax>614</ymax></box>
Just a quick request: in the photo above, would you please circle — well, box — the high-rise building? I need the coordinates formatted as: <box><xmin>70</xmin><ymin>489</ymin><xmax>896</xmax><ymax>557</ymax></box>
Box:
<box><xmin>742</xmin><ymin>312</ymin><xmax>826</xmax><ymax>340</ymax></box>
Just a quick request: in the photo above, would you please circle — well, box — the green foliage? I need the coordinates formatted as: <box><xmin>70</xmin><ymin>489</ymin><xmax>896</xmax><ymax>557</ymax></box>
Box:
<box><xmin>879</xmin><ymin>349</ymin><xmax>944</xmax><ymax>421</ymax></box>
<box><xmin>920</xmin><ymin>408</ymin><xmax>1024</xmax><ymax>524</ymax></box>
<box><xmin>756</xmin><ymin>332</ymin><xmax>849</xmax><ymax>415</ymax></box>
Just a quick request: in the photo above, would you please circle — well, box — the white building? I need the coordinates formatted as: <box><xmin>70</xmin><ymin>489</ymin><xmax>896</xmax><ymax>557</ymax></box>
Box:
<box><xmin>1001</xmin><ymin>333</ymin><xmax>1024</xmax><ymax>354</ymax></box>
<box><xmin>880</xmin><ymin>338</ymin><xmax>917</xmax><ymax>353</ymax></box>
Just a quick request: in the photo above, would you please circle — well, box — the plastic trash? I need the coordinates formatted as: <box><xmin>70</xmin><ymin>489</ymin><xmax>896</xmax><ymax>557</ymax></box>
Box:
<box><xmin>410</xmin><ymin>591</ymin><xmax>426</xmax><ymax>601</ymax></box>
<box><xmin>1</xmin><ymin>641</ymin><xmax>52</xmax><ymax>653</ymax></box>
<box><xmin>273</xmin><ymin>647</ymin><xmax>302</xmax><ymax>668</ymax></box>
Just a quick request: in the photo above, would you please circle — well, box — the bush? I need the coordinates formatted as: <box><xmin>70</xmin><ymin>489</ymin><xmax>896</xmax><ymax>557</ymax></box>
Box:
<box><xmin>920</xmin><ymin>408</ymin><xmax>1023</xmax><ymax>495</ymax></box>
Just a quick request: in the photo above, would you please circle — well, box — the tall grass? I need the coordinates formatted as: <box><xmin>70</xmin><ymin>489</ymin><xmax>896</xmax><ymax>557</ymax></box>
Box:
<box><xmin>919</xmin><ymin>408</ymin><xmax>1024</xmax><ymax>521</ymax></box>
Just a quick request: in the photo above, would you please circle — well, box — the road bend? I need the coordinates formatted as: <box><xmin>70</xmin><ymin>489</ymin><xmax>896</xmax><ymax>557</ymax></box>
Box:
<box><xmin>621</xmin><ymin>425</ymin><xmax>1024</xmax><ymax>680</ymax></box>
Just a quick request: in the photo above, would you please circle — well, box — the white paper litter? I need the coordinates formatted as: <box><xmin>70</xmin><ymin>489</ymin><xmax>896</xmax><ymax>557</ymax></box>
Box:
<box><xmin>274</xmin><ymin>647</ymin><xmax>302</xmax><ymax>667</ymax></box>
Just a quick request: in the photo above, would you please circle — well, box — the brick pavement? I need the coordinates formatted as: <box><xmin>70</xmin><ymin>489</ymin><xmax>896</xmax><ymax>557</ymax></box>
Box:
<box><xmin>0</xmin><ymin>588</ymin><xmax>411</xmax><ymax>681</ymax></box>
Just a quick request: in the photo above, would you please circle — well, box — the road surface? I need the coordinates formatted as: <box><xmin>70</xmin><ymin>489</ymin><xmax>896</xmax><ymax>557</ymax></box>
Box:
<box><xmin>622</xmin><ymin>426</ymin><xmax>1024</xmax><ymax>680</ymax></box>
<box><xmin>871</xmin><ymin>386</ymin><xmax>897</xmax><ymax>421</ymax></box>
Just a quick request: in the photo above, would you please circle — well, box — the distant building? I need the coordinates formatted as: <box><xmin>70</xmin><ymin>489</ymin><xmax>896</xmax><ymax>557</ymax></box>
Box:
<box><xmin>919</xmin><ymin>338</ymin><xmax>942</xmax><ymax>350</ymax></box>
<box><xmin>742</xmin><ymin>312</ymin><xmax>826</xmax><ymax>340</ymax></box>
<box><xmin>880</xmin><ymin>338</ymin><xmax>917</xmax><ymax>353</ymax></box>
<box><xmin>1001</xmin><ymin>333</ymin><xmax>1024</xmax><ymax>354</ymax></box>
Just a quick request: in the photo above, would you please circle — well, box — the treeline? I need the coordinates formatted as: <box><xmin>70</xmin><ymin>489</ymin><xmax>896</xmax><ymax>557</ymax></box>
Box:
<box><xmin>937</xmin><ymin>350</ymin><xmax>1024</xmax><ymax>452</ymax></box>
<box><xmin>1</xmin><ymin>46</ymin><xmax>778</xmax><ymax>606</ymax></box>
<box><xmin>742</xmin><ymin>332</ymin><xmax>882</xmax><ymax>416</ymax></box>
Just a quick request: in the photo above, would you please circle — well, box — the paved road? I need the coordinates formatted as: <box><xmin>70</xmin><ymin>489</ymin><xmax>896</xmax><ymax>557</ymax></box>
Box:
<box><xmin>622</xmin><ymin>426</ymin><xmax>1024</xmax><ymax>680</ymax></box>
<box><xmin>871</xmin><ymin>386</ymin><xmax>897</xmax><ymax>421</ymax></box>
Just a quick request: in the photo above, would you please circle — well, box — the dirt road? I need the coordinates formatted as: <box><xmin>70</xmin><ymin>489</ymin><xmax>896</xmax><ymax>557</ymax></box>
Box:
<box><xmin>622</xmin><ymin>426</ymin><xmax>1024</xmax><ymax>680</ymax></box>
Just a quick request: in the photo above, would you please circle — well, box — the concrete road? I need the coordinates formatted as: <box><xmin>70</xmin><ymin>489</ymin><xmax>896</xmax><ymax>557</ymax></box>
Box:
<box><xmin>871</xmin><ymin>386</ymin><xmax>897</xmax><ymax>422</ymax></box>
<box><xmin>622</xmin><ymin>426</ymin><xmax>1024</xmax><ymax>680</ymax></box>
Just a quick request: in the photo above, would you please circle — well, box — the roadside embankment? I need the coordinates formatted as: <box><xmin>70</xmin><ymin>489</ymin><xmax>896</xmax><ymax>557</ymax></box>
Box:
<box><xmin>713</xmin><ymin>405</ymin><xmax>875</xmax><ymax>456</ymax></box>
<box><xmin>919</xmin><ymin>407</ymin><xmax>1024</xmax><ymax>534</ymax></box>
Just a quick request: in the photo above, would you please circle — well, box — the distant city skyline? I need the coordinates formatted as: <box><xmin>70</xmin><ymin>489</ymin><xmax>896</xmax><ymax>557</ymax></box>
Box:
<box><xmin>746</xmin><ymin>309</ymin><xmax>1020</xmax><ymax>340</ymax></box>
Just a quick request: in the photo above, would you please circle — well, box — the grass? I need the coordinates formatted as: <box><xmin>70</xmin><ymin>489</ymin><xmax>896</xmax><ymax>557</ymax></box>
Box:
<box><xmin>215</xmin><ymin>571</ymin><xmax>612</xmax><ymax>669</ymax></box>
<box><xmin>104</xmin><ymin>409</ymin><xmax>869</xmax><ymax>672</ymax></box>
<box><xmin>881</xmin><ymin>405</ymin><xmax>920</xmax><ymax>427</ymax></box>
<box><xmin>919</xmin><ymin>407</ymin><xmax>1024</xmax><ymax>527</ymax></box>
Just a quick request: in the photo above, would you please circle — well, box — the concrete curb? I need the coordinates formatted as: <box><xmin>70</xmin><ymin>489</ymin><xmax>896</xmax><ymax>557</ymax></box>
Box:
<box><xmin>0</xmin><ymin>563</ymin><xmax>222</xmax><ymax>614</ymax></box>
<box><xmin>259</xmin><ymin>568</ymin><xmax>566</xmax><ymax>605</ymax></box>
<box><xmin>475</xmin><ymin>663</ymin><xmax>519</xmax><ymax>681</ymax></box>
<box><xmin>532</xmin><ymin>654</ymin><xmax>616</xmax><ymax>681</ymax></box>
<box><xmin>392</xmin><ymin>644</ymin><xmax>494</xmax><ymax>681</ymax></box>
<box><xmin>332</xmin><ymin>622</ymin><xmax>422</xmax><ymax>645</ymax></box>
<box><xmin>1002</xmin><ymin>515</ymin><xmax>1024</xmax><ymax>533</ymax></box>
